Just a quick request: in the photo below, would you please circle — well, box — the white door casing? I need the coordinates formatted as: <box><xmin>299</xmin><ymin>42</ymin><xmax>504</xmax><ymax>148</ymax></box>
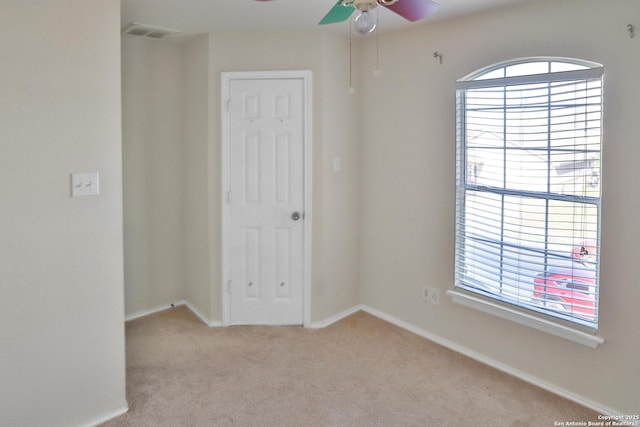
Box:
<box><xmin>222</xmin><ymin>71</ymin><xmax>312</xmax><ymax>326</ymax></box>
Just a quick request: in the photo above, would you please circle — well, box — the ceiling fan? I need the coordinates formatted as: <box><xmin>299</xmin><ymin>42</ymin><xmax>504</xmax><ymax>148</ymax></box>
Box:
<box><xmin>255</xmin><ymin>0</ymin><xmax>439</xmax><ymax>35</ymax></box>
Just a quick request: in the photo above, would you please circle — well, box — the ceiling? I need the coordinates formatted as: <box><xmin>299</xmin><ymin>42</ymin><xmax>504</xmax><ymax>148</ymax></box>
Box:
<box><xmin>121</xmin><ymin>0</ymin><xmax>532</xmax><ymax>38</ymax></box>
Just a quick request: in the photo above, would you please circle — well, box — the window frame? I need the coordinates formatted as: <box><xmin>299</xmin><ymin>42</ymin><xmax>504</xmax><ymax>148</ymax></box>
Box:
<box><xmin>451</xmin><ymin>57</ymin><xmax>604</xmax><ymax>346</ymax></box>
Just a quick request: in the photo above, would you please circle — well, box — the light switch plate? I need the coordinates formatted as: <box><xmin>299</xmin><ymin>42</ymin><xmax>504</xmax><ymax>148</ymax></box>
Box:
<box><xmin>71</xmin><ymin>172</ymin><xmax>99</xmax><ymax>197</ymax></box>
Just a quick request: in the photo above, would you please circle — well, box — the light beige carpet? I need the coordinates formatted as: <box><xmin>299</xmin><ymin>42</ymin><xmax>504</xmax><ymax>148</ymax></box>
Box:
<box><xmin>103</xmin><ymin>306</ymin><xmax>599</xmax><ymax>426</ymax></box>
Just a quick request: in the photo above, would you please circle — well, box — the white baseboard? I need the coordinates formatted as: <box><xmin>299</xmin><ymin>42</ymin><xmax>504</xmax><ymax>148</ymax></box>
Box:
<box><xmin>82</xmin><ymin>404</ymin><xmax>128</xmax><ymax>427</ymax></box>
<box><xmin>307</xmin><ymin>304</ymin><xmax>363</xmax><ymax>329</ymax></box>
<box><xmin>125</xmin><ymin>301</ymin><xmax>187</xmax><ymax>322</ymax></box>
<box><xmin>360</xmin><ymin>305</ymin><xmax>619</xmax><ymax>416</ymax></box>
<box><xmin>125</xmin><ymin>300</ymin><xmax>222</xmax><ymax>327</ymax></box>
<box><xmin>185</xmin><ymin>301</ymin><xmax>222</xmax><ymax>327</ymax></box>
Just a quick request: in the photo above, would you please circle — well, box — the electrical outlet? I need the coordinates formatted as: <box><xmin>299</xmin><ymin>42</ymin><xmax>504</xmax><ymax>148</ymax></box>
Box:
<box><xmin>423</xmin><ymin>287</ymin><xmax>440</xmax><ymax>305</ymax></box>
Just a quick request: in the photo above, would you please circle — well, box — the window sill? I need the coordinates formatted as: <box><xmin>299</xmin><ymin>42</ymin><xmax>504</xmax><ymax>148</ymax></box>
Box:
<box><xmin>446</xmin><ymin>290</ymin><xmax>604</xmax><ymax>348</ymax></box>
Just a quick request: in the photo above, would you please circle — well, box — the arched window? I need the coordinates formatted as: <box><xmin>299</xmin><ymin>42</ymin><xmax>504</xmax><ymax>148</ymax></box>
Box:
<box><xmin>454</xmin><ymin>58</ymin><xmax>603</xmax><ymax>332</ymax></box>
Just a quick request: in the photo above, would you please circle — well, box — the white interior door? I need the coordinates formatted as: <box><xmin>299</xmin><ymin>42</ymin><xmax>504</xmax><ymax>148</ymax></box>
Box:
<box><xmin>224</xmin><ymin>75</ymin><xmax>307</xmax><ymax>325</ymax></box>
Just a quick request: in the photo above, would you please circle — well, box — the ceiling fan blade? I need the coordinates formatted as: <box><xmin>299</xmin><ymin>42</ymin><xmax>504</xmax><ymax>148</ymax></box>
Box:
<box><xmin>319</xmin><ymin>0</ymin><xmax>355</xmax><ymax>25</ymax></box>
<box><xmin>380</xmin><ymin>0</ymin><xmax>439</xmax><ymax>22</ymax></box>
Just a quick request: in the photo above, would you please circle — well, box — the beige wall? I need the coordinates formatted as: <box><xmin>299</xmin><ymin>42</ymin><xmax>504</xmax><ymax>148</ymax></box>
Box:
<box><xmin>183</xmin><ymin>35</ymin><xmax>212</xmax><ymax>321</ymax></box>
<box><xmin>122</xmin><ymin>38</ymin><xmax>186</xmax><ymax>316</ymax></box>
<box><xmin>358</xmin><ymin>0</ymin><xmax>640</xmax><ymax>414</ymax></box>
<box><xmin>317</xmin><ymin>34</ymin><xmax>362</xmax><ymax>320</ymax></box>
<box><xmin>0</xmin><ymin>1</ymin><xmax>127</xmax><ymax>426</ymax></box>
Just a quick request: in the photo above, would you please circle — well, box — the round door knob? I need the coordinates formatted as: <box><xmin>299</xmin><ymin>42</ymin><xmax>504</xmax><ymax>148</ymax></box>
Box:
<box><xmin>291</xmin><ymin>212</ymin><xmax>301</xmax><ymax>221</ymax></box>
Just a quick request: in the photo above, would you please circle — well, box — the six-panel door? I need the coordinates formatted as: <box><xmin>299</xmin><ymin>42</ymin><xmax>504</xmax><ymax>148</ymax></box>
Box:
<box><xmin>228</xmin><ymin>78</ymin><xmax>305</xmax><ymax>325</ymax></box>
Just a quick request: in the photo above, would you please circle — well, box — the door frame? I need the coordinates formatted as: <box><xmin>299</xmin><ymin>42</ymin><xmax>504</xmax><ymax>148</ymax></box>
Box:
<box><xmin>221</xmin><ymin>70</ymin><xmax>313</xmax><ymax>327</ymax></box>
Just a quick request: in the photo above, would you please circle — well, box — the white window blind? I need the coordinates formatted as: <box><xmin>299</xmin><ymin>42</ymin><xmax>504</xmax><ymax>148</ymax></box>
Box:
<box><xmin>455</xmin><ymin>58</ymin><xmax>603</xmax><ymax>332</ymax></box>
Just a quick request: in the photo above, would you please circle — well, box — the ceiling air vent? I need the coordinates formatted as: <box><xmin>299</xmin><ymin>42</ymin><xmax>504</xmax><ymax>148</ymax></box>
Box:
<box><xmin>121</xmin><ymin>23</ymin><xmax>180</xmax><ymax>40</ymax></box>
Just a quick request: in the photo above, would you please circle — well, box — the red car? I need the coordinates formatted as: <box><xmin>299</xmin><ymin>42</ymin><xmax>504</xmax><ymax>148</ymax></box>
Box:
<box><xmin>533</xmin><ymin>265</ymin><xmax>596</xmax><ymax>321</ymax></box>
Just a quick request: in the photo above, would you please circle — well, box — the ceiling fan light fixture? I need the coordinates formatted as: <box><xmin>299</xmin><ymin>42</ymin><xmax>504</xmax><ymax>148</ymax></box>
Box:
<box><xmin>354</xmin><ymin>9</ymin><xmax>377</xmax><ymax>34</ymax></box>
<box><xmin>353</xmin><ymin>0</ymin><xmax>378</xmax><ymax>35</ymax></box>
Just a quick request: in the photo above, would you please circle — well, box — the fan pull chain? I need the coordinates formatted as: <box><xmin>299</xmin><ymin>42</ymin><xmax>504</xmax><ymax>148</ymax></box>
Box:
<box><xmin>349</xmin><ymin>18</ymin><xmax>355</xmax><ymax>94</ymax></box>
<box><xmin>374</xmin><ymin>9</ymin><xmax>382</xmax><ymax>76</ymax></box>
